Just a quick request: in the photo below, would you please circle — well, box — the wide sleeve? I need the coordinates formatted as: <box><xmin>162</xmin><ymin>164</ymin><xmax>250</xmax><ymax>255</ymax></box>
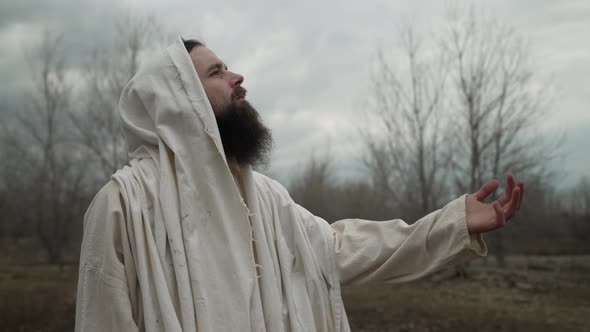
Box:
<box><xmin>75</xmin><ymin>181</ymin><xmax>140</xmax><ymax>332</ymax></box>
<box><xmin>331</xmin><ymin>194</ymin><xmax>487</xmax><ymax>286</ymax></box>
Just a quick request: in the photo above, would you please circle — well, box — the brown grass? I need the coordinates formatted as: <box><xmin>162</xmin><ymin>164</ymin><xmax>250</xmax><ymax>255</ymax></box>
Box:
<box><xmin>0</xmin><ymin>264</ymin><xmax>77</xmax><ymax>332</ymax></box>
<box><xmin>1</xmin><ymin>256</ymin><xmax>589</xmax><ymax>331</ymax></box>
<box><xmin>344</xmin><ymin>256</ymin><xmax>590</xmax><ymax>332</ymax></box>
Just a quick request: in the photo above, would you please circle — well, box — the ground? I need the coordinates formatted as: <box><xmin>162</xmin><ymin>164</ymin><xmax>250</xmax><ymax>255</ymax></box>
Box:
<box><xmin>344</xmin><ymin>256</ymin><xmax>590</xmax><ymax>332</ymax></box>
<box><xmin>1</xmin><ymin>255</ymin><xmax>589</xmax><ymax>331</ymax></box>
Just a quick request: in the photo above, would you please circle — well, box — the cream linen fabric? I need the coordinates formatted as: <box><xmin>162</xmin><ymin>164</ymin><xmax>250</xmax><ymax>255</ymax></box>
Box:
<box><xmin>75</xmin><ymin>37</ymin><xmax>487</xmax><ymax>332</ymax></box>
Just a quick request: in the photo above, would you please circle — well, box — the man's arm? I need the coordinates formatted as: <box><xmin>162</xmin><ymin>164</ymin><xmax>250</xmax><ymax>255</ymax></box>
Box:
<box><xmin>332</xmin><ymin>194</ymin><xmax>486</xmax><ymax>286</ymax></box>
<box><xmin>75</xmin><ymin>182</ymin><xmax>139</xmax><ymax>332</ymax></box>
<box><xmin>331</xmin><ymin>176</ymin><xmax>522</xmax><ymax>286</ymax></box>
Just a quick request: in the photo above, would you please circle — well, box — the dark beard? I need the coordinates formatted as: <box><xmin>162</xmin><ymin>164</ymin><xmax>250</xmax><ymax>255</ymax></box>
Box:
<box><xmin>214</xmin><ymin>99</ymin><xmax>273</xmax><ymax>168</ymax></box>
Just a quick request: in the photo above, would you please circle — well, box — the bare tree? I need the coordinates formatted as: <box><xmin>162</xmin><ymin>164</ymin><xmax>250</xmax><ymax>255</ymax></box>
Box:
<box><xmin>441</xmin><ymin>5</ymin><xmax>560</xmax><ymax>267</ymax></box>
<box><xmin>0</xmin><ymin>14</ymin><xmax>169</xmax><ymax>263</ymax></box>
<box><xmin>364</xmin><ymin>5</ymin><xmax>560</xmax><ymax>268</ymax></box>
<box><xmin>442</xmin><ymin>6</ymin><xmax>556</xmax><ymax>194</ymax></box>
<box><xmin>363</xmin><ymin>26</ymin><xmax>453</xmax><ymax>220</ymax></box>
<box><xmin>69</xmin><ymin>13</ymin><xmax>165</xmax><ymax>182</ymax></box>
<box><xmin>1</xmin><ymin>31</ymin><xmax>90</xmax><ymax>264</ymax></box>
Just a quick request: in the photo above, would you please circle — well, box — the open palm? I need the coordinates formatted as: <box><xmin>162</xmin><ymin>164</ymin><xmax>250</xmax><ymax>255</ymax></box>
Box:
<box><xmin>466</xmin><ymin>176</ymin><xmax>524</xmax><ymax>234</ymax></box>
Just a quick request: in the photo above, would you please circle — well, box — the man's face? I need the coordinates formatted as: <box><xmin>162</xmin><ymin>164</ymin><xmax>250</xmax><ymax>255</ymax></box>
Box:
<box><xmin>188</xmin><ymin>45</ymin><xmax>273</xmax><ymax>167</ymax></box>
<box><xmin>189</xmin><ymin>46</ymin><xmax>245</xmax><ymax>114</ymax></box>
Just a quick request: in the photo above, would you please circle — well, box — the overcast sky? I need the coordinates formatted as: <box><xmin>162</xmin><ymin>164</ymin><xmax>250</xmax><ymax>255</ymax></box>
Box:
<box><xmin>1</xmin><ymin>0</ymin><xmax>589</xmax><ymax>188</ymax></box>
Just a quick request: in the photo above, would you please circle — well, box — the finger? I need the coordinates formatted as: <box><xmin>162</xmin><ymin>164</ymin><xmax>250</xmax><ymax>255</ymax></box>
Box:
<box><xmin>504</xmin><ymin>187</ymin><xmax>521</xmax><ymax>219</ymax></box>
<box><xmin>498</xmin><ymin>176</ymin><xmax>515</xmax><ymax>206</ymax></box>
<box><xmin>493</xmin><ymin>202</ymin><xmax>506</xmax><ymax>228</ymax></box>
<box><xmin>474</xmin><ymin>179</ymin><xmax>499</xmax><ymax>202</ymax></box>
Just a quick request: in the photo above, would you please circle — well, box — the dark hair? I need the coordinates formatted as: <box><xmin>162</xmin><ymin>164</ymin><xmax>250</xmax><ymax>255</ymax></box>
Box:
<box><xmin>182</xmin><ymin>38</ymin><xmax>204</xmax><ymax>53</ymax></box>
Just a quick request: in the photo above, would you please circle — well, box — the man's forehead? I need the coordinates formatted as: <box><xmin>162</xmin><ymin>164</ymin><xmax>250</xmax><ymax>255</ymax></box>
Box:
<box><xmin>189</xmin><ymin>46</ymin><xmax>223</xmax><ymax>72</ymax></box>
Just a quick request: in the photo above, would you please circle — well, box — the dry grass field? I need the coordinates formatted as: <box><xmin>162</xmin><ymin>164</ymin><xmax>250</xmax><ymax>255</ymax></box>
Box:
<box><xmin>344</xmin><ymin>256</ymin><xmax>590</xmax><ymax>332</ymax></box>
<box><xmin>1</xmin><ymin>255</ymin><xmax>589</xmax><ymax>331</ymax></box>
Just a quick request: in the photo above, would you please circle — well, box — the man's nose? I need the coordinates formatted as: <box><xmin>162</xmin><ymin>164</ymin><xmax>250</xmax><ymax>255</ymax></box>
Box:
<box><xmin>230</xmin><ymin>71</ymin><xmax>244</xmax><ymax>87</ymax></box>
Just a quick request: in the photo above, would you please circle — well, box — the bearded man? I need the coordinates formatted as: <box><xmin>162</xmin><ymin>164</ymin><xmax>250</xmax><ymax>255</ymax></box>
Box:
<box><xmin>75</xmin><ymin>37</ymin><xmax>523</xmax><ymax>332</ymax></box>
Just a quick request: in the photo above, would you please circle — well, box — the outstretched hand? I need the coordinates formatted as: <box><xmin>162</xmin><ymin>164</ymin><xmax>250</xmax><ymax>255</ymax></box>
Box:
<box><xmin>465</xmin><ymin>176</ymin><xmax>524</xmax><ymax>234</ymax></box>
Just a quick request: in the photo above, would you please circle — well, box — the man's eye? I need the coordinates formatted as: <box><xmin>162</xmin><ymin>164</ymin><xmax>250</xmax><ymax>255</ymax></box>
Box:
<box><xmin>210</xmin><ymin>71</ymin><xmax>220</xmax><ymax>77</ymax></box>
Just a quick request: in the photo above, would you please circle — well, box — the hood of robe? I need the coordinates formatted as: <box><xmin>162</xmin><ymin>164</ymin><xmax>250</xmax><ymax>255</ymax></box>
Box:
<box><xmin>120</xmin><ymin>37</ymin><xmax>227</xmax><ymax>167</ymax></box>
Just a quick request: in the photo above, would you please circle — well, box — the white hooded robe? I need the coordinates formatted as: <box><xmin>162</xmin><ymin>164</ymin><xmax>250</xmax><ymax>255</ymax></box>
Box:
<box><xmin>75</xmin><ymin>37</ymin><xmax>487</xmax><ymax>332</ymax></box>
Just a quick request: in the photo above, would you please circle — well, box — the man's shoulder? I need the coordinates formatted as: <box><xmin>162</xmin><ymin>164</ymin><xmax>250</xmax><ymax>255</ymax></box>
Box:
<box><xmin>252</xmin><ymin>171</ymin><xmax>291</xmax><ymax>201</ymax></box>
<box><xmin>85</xmin><ymin>180</ymin><xmax>125</xmax><ymax>223</ymax></box>
<box><xmin>98</xmin><ymin>179</ymin><xmax>122</xmax><ymax>198</ymax></box>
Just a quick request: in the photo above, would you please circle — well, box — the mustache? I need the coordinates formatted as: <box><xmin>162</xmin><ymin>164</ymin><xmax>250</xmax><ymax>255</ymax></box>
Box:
<box><xmin>232</xmin><ymin>86</ymin><xmax>247</xmax><ymax>100</ymax></box>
